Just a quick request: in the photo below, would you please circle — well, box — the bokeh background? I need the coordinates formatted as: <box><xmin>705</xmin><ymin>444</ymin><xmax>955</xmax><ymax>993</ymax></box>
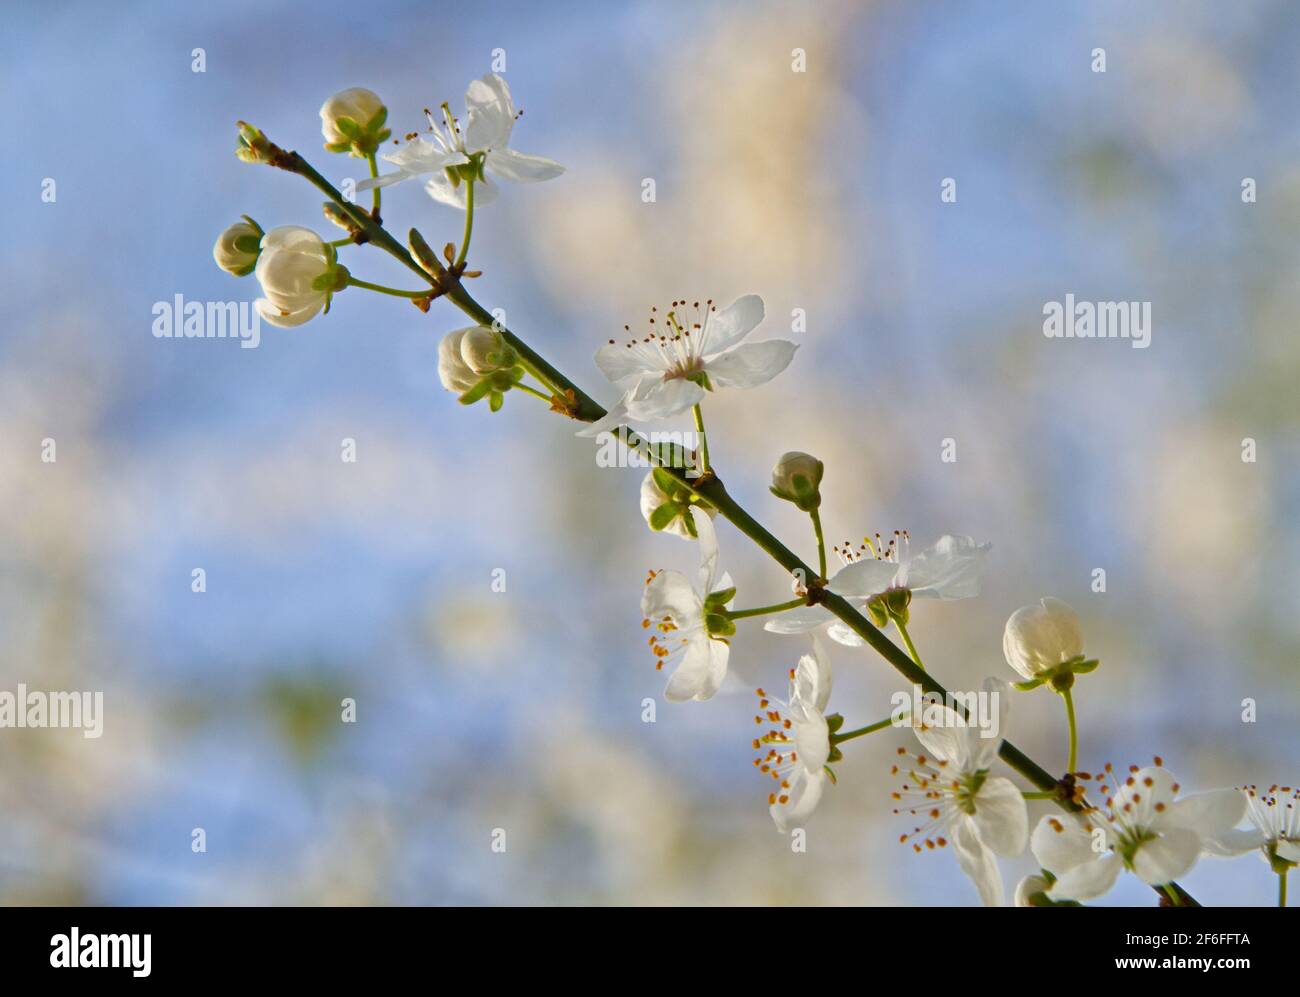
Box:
<box><xmin>2</xmin><ymin>0</ymin><xmax>1297</xmax><ymax>905</ymax></box>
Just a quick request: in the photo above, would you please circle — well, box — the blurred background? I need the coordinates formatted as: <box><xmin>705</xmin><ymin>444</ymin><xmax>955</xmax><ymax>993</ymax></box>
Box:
<box><xmin>1</xmin><ymin>0</ymin><xmax>1297</xmax><ymax>905</ymax></box>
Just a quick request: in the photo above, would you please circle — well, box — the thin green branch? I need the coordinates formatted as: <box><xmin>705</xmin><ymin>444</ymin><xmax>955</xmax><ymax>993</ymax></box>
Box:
<box><xmin>726</xmin><ymin>597</ymin><xmax>805</xmax><ymax>622</ymax></box>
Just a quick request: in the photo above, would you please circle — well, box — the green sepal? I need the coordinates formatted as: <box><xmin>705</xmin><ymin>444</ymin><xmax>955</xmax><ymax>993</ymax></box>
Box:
<box><xmin>1071</xmin><ymin>658</ymin><xmax>1100</xmax><ymax>674</ymax></box>
<box><xmin>680</xmin><ymin>509</ymin><xmax>699</xmax><ymax>538</ymax></box>
<box><xmin>685</xmin><ymin>370</ymin><xmax>713</xmax><ymax>391</ymax></box>
<box><xmin>825</xmin><ymin>712</ymin><xmax>844</xmax><ymax>734</ymax></box>
<box><xmin>365</xmin><ymin>106</ymin><xmax>388</xmax><ymax>132</ymax></box>
<box><xmin>232</xmin><ymin>234</ymin><xmax>262</xmax><ymax>255</ymax></box>
<box><xmin>488</xmin><ymin>391</ymin><xmax>505</xmax><ymax>413</ymax></box>
<box><xmin>648</xmin><ymin>503</ymin><xmax>678</xmax><ymax>532</ymax></box>
<box><xmin>652</xmin><ymin>466</ymin><xmax>680</xmax><ymax>495</ymax></box>
<box><xmin>458</xmin><ymin>379</ymin><xmax>493</xmax><ymax>405</ymax></box>
<box><xmin>332</xmin><ymin>116</ymin><xmax>361</xmax><ymax>140</ymax></box>
<box><xmin>1013</xmin><ymin>677</ymin><xmax>1046</xmax><ymax>692</ymax></box>
<box><xmin>705</xmin><ymin>613</ymin><xmax>736</xmax><ymax>638</ymax></box>
<box><xmin>704</xmin><ymin>586</ymin><xmax>736</xmax><ymax>610</ymax></box>
<box><xmin>324</xmin><ymin>139</ymin><xmax>352</xmax><ymax>153</ymax></box>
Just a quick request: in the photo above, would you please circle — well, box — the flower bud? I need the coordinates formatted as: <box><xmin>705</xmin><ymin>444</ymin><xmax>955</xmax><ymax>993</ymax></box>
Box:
<box><xmin>770</xmin><ymin>451</ymin><xmax>824</xmax><ymax>511</ymax></box>
<box><xmin>320</xmin><ymin>88</ymin><xmax>390</xmax><ymax>156</ymax></box>
<box><xmin>640</xmin><ymin>469</ymin><xmax>715</xmax><ymax>540</ymax></box>
<box><xmin>253</xmin><ymin>226</ymin><xmax>340</xmax><ymax>328</ymax></box>
<box><xmin>438</xmin><ymin>328</ymin><xmax>481</xmax><ymax>393</ymax></box>
<box><xmin>459</xmin><ymin>326</ymin><xmax>515</xmax><ymax>374</ymax></box>
<box><xmin>1002</xmin><ymin>597</ymin><xmax>1084</xmax><ymax>681</ymax></box>
<box><xmin>213</xmin><ymin>216</ymin><xmax>263</xmax><ymax>276</ymax></box>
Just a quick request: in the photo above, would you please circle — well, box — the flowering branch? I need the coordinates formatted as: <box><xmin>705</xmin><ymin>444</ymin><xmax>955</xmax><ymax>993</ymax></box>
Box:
<box><xmin>215</xmin><ymin>75</ymin><xmax>1299</xmax><ymax>907</ymax></box>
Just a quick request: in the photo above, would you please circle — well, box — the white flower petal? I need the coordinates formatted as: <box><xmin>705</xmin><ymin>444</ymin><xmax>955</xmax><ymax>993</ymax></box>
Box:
<box><xmin>763</xmin><ymin>605</ymin><xmax>832</xmax><ymax>634</ymax></box>
<box><xmin>1159</xmin><ymin>788</ymin><xmax>1247</xmax><ymax>838</ymax></box>
<box><xmin>1030</xmin><ymin>814</ymin><xmax>1098</xmax><ymax>874</ymax></box>
<box><xmin>704</xmin><ymin>339</ymin><xmax>798</xmax><ymax>389</ymax></box>
<box><xmin>1046</xmin><ymin>853</ymin><xmax>1122</xmax><ymax>901</ymax></box>
<box><xmin>424</xmin><ymin>171</ymin><xmax>500</xmax><ymax>210</ymax></box>
<box><xmin>912</xmin><ymin>706</ymin><xmax>967</xmax><ymax>766</ymax></box>
<box><xmin>623</xmin><ymin>375</ymin><xmax>706</xmax><ymax>422</ymax></box>
<box><xmin>691</xmin><ymin>507</ymin><xmax>721</xmax><ymax>595</ymax></box>
<box><xmin>1014</xmin><ymin>874</ymin><xmax>1051</xmax><ymax>907</ymax></box>
<box><xmin>594</xmin><ymin>343</ymin><xmax>661</xmax><ymax>387</ymax></box>
<box><xmin>790</xmin><ymin>640</ymin><xmax>833</xmax><ymax>715</ymax></box>
<box><xmin>664</xmin><ymin>635</ymin><xmax>729</xmax><ymax>703</ymax></box>
<box><xmin>486</xmin><ymin>147</ymin><xmax>565</xmax><ymax>183</ymax></box>
<box><xmin>904</xmin><ymin>535</ymin><xmax>990</xmax><ymax>600</ymax></box>
<box><xmin>825</xmin><ymin>620</ymin><xmax>867</xmax><ymax>646</ymax></box>
<box><xmin>641</xmin><ymin>569</ymin><xmax>701</xmax><ymax>625</ymax></box>
<box><xmin>1132</xmin><ymin>827</ymin><xmax>1201</xmax><ymax>886</ymax></box>
<box><xmin>463</xmin><ymin>73</ymin><xmax>516</xmax><ymax>152</ymax></box>
<box><xmin>972</xmin><ymin>777</ymin><xmax>1029</xmax><ymax>856</ymax></box>
<box><xmin>1200</xmin><ymin>826</ymin><xmax>1267</xmax><ymax>857</ymax></box>
<box><xmin>826</xmin><ymin>558</ymin><xmax>899</xmax><ymax>599</ymax></box>
<box><xmin>771</xmin><ymin>767</ymin><xmax>825</xmax><ymax>832</ymax></box>
<box><xmin>381</xmin><ymin>135</ymin><xmax>467</xmax><ymax>173</ymax></box>
<box><xmin>699</xmin><ymin>294</ymin><xmax>764</xmax><ymax>354</ymax></box>
<box><xmin>951</xmin><ymin>815</ymin><xmax>1004</xmax><ymax>906</ymax></box>
<box><xmin>254</xmin><ymin>297</ymin><xmax>321</xmax><ymax>328</ymax></box>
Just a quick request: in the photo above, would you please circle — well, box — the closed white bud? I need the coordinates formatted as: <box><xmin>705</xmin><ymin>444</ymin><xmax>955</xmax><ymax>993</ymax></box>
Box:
<box><xmin>459</xmin><ymin>326</ymin><xmax>514</xmax><ymax>374</ymax></box>
<box><xmin>1002</xmin><ymin>597</ymin><xmax>1084</xmax><ymax>681</ymax></box>
<box><xmin>438</xmin><ymin>327</ymin><xmax>481</xmax><ymax>393</ymax></box>
<box><xmin>770</xmin><ymin>451</ymin><xmax>824</xmax><ymax>511</ymax></box>
<box><xmin>253</xmin><ymin>226</ymin><xmax>339</xmax><ymax>328</ymax></box>
<box><xmin>320</xmin><ymin>87</ymin><xmax>389</xmax><ymax>155</ymax></box>
<box><xmin>213</xmin><ymin>217</ymin><xmax>263</xmax><ymax>276</ymax></box>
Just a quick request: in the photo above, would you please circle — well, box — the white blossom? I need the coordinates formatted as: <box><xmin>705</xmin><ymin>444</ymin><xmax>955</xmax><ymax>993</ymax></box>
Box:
<box><xmin>1030</xmin><ymin>760</ymin><xmax>1246</xmax><ymax>901</ymax></box>
<box><xmin>752</xmin><ymin>636</ymin><xmax>834</xmax><ymax>832</ymax></box>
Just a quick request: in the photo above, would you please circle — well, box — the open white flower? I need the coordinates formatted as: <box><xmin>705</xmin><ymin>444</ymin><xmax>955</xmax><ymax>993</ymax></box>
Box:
<box><xmin>765</xmin><ymin>531</ymin><xmax>990</xmax><ymax>646</ymax></box>
<box><xmin>752</xmin><ymin>635</ymin><xmax>834</xmax><ymax>832</ymax></box>
<box><xmin>890</xmin><ymin>677</ymin><xmax>1026</xmax><ymax>906</ymax></box>
<box><xmin>253</xmin><ymin>226</ymin><xmax>343</xmax><ymax>328</ymax></box>
<box><xmin>578</xmin><ymin>296</ymin><xmax>796</xmax><ymax>436</ymax></box>
<box><xmin>1003</xmin><ymin>598</ymin><xmax>1085</xmax><ymax>682</ymax></box>
<box><xmin>641</xmin><ymin>508</ymin><xmax>734</xmax><ymax>702</ymax></box>
<box><xmin>1030</xmin><ymin>760</ymin><xmax>1246</xmax><ymax>902</ymax></box>
<box><xmin>1203</xmin><ymin>784</ymin><xmax>1300</xmax><ymax>869</ymax></box>
<box><xmin>356</xmin><ymin>73</ymin><xmax>563</xmax><ymax>209</ymax></box>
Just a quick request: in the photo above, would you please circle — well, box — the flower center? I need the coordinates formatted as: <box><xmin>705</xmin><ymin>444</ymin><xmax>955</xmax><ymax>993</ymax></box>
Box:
<box><xmin>889</xmin><ymin>745</ymin><xmax>961</xmax><ymax>853</ymax></box>
<box><xmin>605</xmin><ymin>300</ymin><xmax>719</xmax><ymax>379</ymax></box>
<box><xmin>752</xmin><ymin>675</ymin><xmax>802</xmax><ymax>807</ymax></box>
